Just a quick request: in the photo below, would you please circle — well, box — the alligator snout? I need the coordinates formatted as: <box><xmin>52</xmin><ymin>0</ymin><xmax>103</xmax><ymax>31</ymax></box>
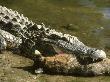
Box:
<box><xmin>91</xmin><ymin>50</ymin><xmax>106</xmax><ymax>59</ymax></box>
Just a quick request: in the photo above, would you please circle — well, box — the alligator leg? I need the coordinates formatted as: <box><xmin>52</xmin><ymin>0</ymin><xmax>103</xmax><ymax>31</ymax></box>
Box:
<box><xmin>0</xmin><ymin>29</ymin><xmax>22</xmax><ymax>53</ymax></box>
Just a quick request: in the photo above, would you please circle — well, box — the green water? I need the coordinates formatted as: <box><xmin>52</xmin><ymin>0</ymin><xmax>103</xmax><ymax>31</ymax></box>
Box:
<box><xmin>0</xmin><ymin>0</ymin><xmax>110</xmax><ymax>82</ymax></box>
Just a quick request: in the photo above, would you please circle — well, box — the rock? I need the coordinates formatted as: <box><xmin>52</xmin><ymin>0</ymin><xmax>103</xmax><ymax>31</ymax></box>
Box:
<box><xmin>38</xmin><ymin>53</ymin><xmax>110</xmax><ymax>76</ymax></box>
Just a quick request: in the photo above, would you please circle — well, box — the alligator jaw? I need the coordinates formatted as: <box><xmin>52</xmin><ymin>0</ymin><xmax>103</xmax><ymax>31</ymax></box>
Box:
<box><xmin>43</xmin><ymin>38</ymin><xmax>106</xmax><ymax>62</ymax></box>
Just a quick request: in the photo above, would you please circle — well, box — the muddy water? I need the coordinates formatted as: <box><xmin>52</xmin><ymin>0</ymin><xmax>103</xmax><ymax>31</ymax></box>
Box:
<box><xmin>0</xmin><ymin>0</ymin><xmax>110</xmax><ymax>82</ymax></box>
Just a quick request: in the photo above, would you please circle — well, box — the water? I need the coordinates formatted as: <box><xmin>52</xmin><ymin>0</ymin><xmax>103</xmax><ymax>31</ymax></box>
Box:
<box><xmin>0</xmin><ymin>0</ymin><xmax>110</xmax><ymax>82</ymax></box>
<box><xmin>101</xmin><ymin>8</ymin><xmax>110</xmax><ymax>19</ymax></box>
<box><xmin>78</xmin><ymin>0</ymin><xmax>96</xmax><ymax>8</ymax></box>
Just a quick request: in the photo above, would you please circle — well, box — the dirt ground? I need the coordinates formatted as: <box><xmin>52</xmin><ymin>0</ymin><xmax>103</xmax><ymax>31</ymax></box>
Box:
<box><xmin>0</xmin><ymin>51</ymin><xmax>78</xmax><ymax>82</ymax></box>
<box><xmin>0</xmin><ymin>51</ymin><xmax>110</xmax><ymax>82</ymax></box>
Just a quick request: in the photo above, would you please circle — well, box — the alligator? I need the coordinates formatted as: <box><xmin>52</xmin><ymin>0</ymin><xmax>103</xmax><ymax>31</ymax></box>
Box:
<box><xmin>0</xmin><ymin>6</ymin><xmax>108</xmax><ymax>76</ymax></box>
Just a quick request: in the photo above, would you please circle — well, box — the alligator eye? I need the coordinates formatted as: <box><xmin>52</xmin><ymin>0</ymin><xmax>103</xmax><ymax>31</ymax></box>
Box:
<box><xmin>62</xmin><ymin>37</ymin><xmax>68</xmax><ymax>41</ymax></box>
<box><xmin>50</xmin><ymin>34</ymin><xmax>61</xmax><ymax>39</ymax></box>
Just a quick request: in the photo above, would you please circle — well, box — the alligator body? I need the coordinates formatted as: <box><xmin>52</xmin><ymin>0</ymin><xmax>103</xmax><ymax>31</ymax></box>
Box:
<box><xmin>0</xmin><ymin>6</ymin><xmax>108</xmax><ymax>76</ymax></box>
<box><xmin>0</xmin><ymin>6</ymin><xmax>106</xmax><ymax>59</ymax></box>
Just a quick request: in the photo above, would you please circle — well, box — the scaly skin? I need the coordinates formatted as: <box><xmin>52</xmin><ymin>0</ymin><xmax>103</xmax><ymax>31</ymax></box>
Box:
<box><xmin>0</xmin><ymin>29</ymin><xmax>22</xmax><ymax>48</ymax></box>
<box><xmin>43</xmin><ymin>31</ymin><xmax>106</xmax><ymax>60</ymax></box>
<box><xmin>0</xmin><ymin>6</ymin><xmax>106</xmax><ymax>61</ymax></box>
